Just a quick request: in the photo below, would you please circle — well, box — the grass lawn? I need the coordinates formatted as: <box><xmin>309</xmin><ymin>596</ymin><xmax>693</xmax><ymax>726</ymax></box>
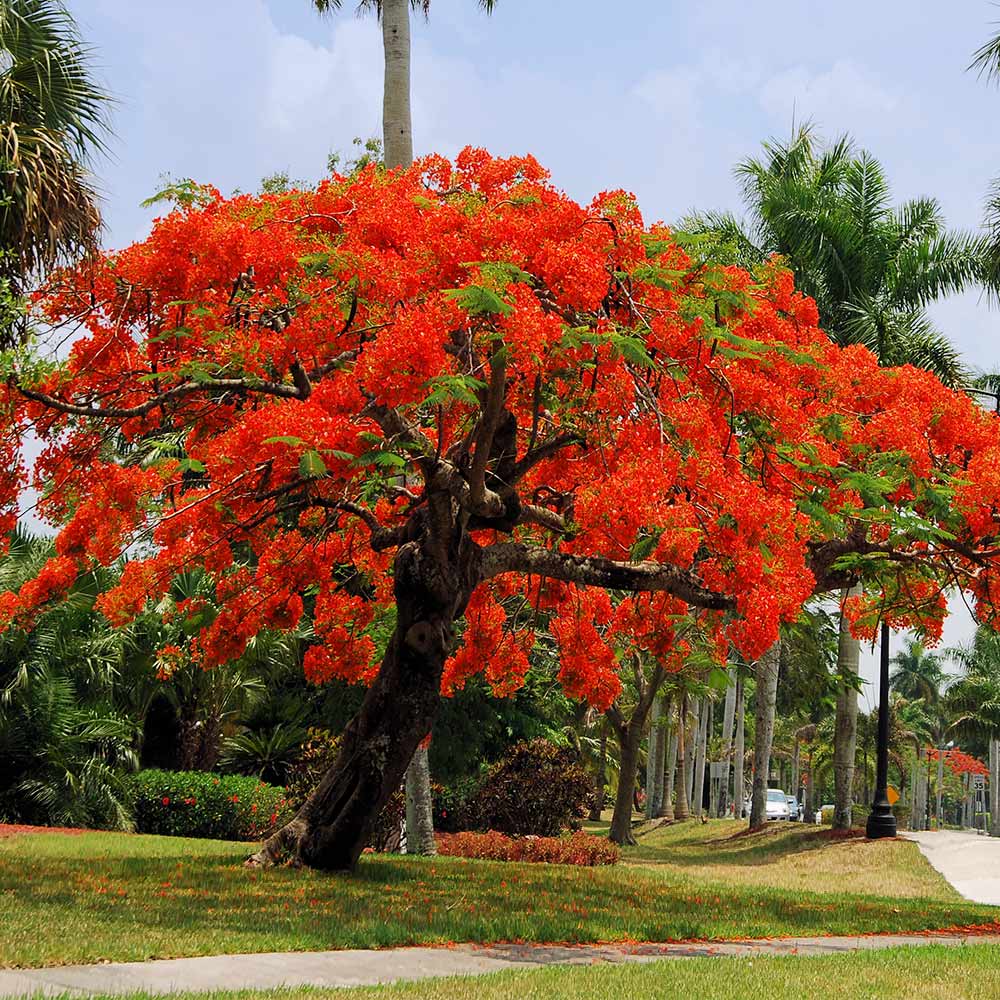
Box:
<box><xmin>77</xmin><ymin>944</ymin><xmax>1000</xmax><ymax>1000</ymax></box>
<box><xmin>2</xmin><ymin>820</ymin><xmax>996</xmax><ymax>969</ymax></box>
<box><xmin>610</xmin><ymin>818</ymin><xmax>954</xmax><ymax>898</ymax></box>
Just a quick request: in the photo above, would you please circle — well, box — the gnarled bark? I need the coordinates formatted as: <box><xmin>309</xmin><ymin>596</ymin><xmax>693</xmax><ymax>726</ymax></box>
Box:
<box><xmin>248</xmin><ymin>538</ymin><xmax>474</xmax><ymax>870</ymax></box>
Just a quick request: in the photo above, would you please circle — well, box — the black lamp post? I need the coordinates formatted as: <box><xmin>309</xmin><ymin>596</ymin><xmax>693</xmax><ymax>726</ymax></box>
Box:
<box><xmin>867</xmin><ymin>621</ymin><xmax>897</xmax><ymax>839</ymax></box>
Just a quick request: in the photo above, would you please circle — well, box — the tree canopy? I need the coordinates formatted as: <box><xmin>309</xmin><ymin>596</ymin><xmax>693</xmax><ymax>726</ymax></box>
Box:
<box><xmin>5</xmin><ymin>150</ymin><xmax>1000</xmax><ymax>865</ymax></box>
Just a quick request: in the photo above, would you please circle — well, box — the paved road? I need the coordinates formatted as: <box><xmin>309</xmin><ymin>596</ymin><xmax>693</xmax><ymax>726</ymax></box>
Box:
<box><xmin>902</xmin><ymin>830</ymin><xmax>1000</xmax><ymax>905</ymax></box>
<box><xmin>2</xmin><ymin>933</ymin><xmax>1000</xmax><ymax>998</ymax></box>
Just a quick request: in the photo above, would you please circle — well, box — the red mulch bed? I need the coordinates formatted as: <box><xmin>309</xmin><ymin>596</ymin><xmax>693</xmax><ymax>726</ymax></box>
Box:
<box><xmin>0</xmin><ymin>823</ymin><xmax>87</xmax><ymax>839</ymax></box>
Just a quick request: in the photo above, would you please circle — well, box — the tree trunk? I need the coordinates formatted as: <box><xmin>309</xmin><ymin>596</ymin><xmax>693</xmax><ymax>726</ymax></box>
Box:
<box><xmin>717</xmin><ymin>672</ymin><xmax>736</xmax><ymax>818</ymax></box>
<box><xmin>791</xmin><ymin>739</ymin><xmax>800</xmax><ymax>808</ymax></box>
<box><xmin>645</xmin><ymin>695</ymin><xmax>662</xmax><ymax>820</ymax></box>
<box><xmin>803</xmin><ymin>750</ymin><xmax>815</xmax><ymax>823</ymax></box>
<box><xmin>685</xmin><ymin>697</ymin><xmax>699</xmax><ymax>806</ymax></box>
<box><xmin>910</xmin><ymin>744</ymin><xmax>922</xmax><ymax>831</ymax></box>
<box><xmin>749</xmin><ymin>642</ymin><xmax>780</xmax><ymax>829</ymax></box>
<box><xmin>609</xmin><ymin>718</ymin><xmax>643</xmax><ymax>845</ymax></box>
<box><xmin>248</xmin><ymin>539</ymin><xmax>473</xmax><ymax>871</ymax></box>
<box><xmin>693</xmin><ymin>698</ymin><xmax>709</xmax><ymax>818</ymax></box>
<box><xmin>652</xmin><ymin>696</ymin><xmax>666</xmax><ymax>818</ymax></box>
<box><xmin>589</xmin><ymin>720</ymin><xmax>608</xmax><ymax>822</ymax></box>
<box><xmin>404</xmin><ymin>743</ymin><xmax>436</xmax><ymax>855</ymax></box>
<box><xmin>833</xmin><ymin>585</ymin><xmax>861</xmax><ymax>831</ymax></box>
<box><xmin>659</xmin><ymin>707</ymin><xmax>677</xmax><ymax>820</ymax></box>
<box><xmin>380</xmin><ymin>0</ymin><xmax>413</xmax><ymax>170</ymax></box>
<box><xmin>733</xmin><ymin>676</ymin><xmax>745</xmax><ymax>820</ymax></box>
<box><xmin>674</xmin><ymin>692</ymin><xmax>690</xmax><ymax>821</ymax></box>
<box><xmin>990</xmin><ymin>738</ymin><xmax>1000</xmax><ymax>837</ymax></box>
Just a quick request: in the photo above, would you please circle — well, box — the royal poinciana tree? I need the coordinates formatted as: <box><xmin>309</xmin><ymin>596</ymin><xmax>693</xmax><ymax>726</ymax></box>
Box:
<box><xmin>4</xmin><ymin>150</ymin><xmax>1000</xmax><ymax>869</ymax></box>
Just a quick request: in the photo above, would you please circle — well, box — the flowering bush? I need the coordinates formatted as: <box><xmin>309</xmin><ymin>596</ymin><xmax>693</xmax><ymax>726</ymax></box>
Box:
<box><xmin>127</xmin><ymin>770</ymin><xmax>291</xmax><ymax>840</ymax></box>
<box><xmin>436</xmin><ymin>830</ymin><xmax>619</xmax><ymax>866</ymax></box>
<box><xmin>463</xmin><ymin>739</ymin><xmax>594</xmax><ymax>837</ymax></box>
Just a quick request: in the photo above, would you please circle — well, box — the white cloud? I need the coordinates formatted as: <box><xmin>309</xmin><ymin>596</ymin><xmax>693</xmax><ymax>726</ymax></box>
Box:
<box><xmin>758</xmin><ymin>59</ymin><xmax>900</xmax><ymax>131</ymax></box>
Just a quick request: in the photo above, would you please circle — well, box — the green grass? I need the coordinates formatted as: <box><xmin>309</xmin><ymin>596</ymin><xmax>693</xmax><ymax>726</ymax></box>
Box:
<box><xmin>1</xmin><ymin>821</ymin><xmax>996</xmax><ymax>969</ymax></box>
<box><xmin>612</xmin><ymin>818</ymin><xmax>955</xmax><ymax>897</ymax></box>
<box><xmin>74</xmin><ymin>944</ymin><xmax>1000</xmax><ymax>1000</ymax></box>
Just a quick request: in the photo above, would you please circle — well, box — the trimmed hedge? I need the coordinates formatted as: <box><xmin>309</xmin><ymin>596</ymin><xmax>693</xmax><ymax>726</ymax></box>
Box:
<box><xmin>127</xmin><ymin>770</ymin><xmax>291</xmax><ymax>841</ymax></box>
<box><xmin>436</xmin><ymin>830</ymin><xmax>619</xmax><ymax>866</ymax></box>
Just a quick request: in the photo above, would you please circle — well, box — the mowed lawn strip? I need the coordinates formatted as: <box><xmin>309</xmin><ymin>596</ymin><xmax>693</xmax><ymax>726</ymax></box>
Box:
<box><xmin>612</xmin><ymin>819</ymin><xmax>959</xmax><ymax>898</ymax></box>
<box><xmin>2</xmin><ymin>824</ymin><xmax>995</xmax><ymax>969</ymax></box>
<box><xmin>70</xmin><ymin>944</ymin><xmax>1000</xmax><ymax>1000</ymax></box>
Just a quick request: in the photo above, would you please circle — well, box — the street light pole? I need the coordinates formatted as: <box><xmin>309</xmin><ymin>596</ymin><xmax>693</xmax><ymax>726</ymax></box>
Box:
<box><xmin>866</xmin><ymin>621</ymin><xmax>897</xmax><ymax>839</ymax></box>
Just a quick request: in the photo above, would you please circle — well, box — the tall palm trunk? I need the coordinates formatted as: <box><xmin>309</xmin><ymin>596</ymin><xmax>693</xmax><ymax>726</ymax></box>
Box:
<box><xmin>659</xmin><ymin>704</ymin><xmax>677</xmax><ymax>820</ymax></box>
<box><xmin>749</xmin><ymin>642</ymin><xmax>781</xmax><ymax>829</ymax></box>
<box><xmin>833</xmin><ymin>585</ymin><xmax>862</xmax><ymax>831</ymax></box>
<box><xmin>652</xmin><ymin>695</ymin><xmax>666</xmax><ymax>817</ymax></box>
<box><xmin>380</xmin><ymin>0</ymin><xmax>413</xmax><ymax>169</ymax></box>
<box><xmin>733</xmin><ymin>677</ymin><xmax>745</xmax><ymax>819</ymax></box>
<box><xmin>990</xmin><ymin>738</ymin><xmax>1000</xmax><ymax>837</ymax></box>
<box><xmin>645</xmin><ymin>695</ymin><xmax>662</xmax><ymax>819</ymax></box>
<box><xmin>674</xmin><ymin>692</ymin><xmax>690</xmax><ymax>821</ymax></box>
<box><xmin>791</xmin><ymin>739</ymin><xmax>800</xmax><ymax>806</ymax></box>
<box><xmin>716</xmin><ymin>672</ymin><xmax>736</xmax><ymax>817</ymax></box>
<box><xmin>693</xmin><ymin>699</ymin><xmax>710</xmax><ymax>818</ymax></box>
<box><xmin>404</xmin><ymin>742</ymin><xmax>435</xmax><ymax>855</ymax></box>
<box><xmin>803</xmin><ymin>749</ymin><xmax>815</xmax><ymax>823</ymax></box>
<box><xmin>685</xmin><ymin>697</ymin><xmax>699</xmax><ymax>806</ymax></box>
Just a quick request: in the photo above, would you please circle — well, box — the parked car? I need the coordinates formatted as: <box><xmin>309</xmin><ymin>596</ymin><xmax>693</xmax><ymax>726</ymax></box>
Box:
<box><xmin>765</xmin><ymin>788</ymin><xmax>790</xmax><ymax>821</ymax></box>
<box><xmin>786</xmin><ymin>796</ymin><xmax>801</xmax><ymax>821</ymax></box>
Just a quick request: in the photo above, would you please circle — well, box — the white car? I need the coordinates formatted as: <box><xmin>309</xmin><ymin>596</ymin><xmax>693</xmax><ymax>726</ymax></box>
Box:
<box><xmin>744</xmin><ymin>789</ymin><xmax>792</xmax><ymax>820</ymax></box>
<box><xmin>765</xmin><ymin>788</ymin><xmax>790</xmax><ymax>821</ymax></box>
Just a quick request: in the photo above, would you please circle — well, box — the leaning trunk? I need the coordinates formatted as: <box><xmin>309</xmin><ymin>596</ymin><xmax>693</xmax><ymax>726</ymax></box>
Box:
<box><xmin>589</xmin><ymin>720</ymin><xmax>609</xmax><ymax>822</ymax></box>
<box><xmin>380</xmin><ymin>0</ymin><xmax>413</xmax><ymax>170</ymax></box>
<box><xmin>249</xmin><ymin>541</ymin><xmax>469</xmax><ymax>871</ymax></box>
<box><xmin>404</xmin><ymin>743</ymin><xmax>436</xmax><ymax>855</ymax></box>
<box><xmin>609</xmin><ymin>718</ymin><xmax>643</xmax><ymax>845</ymax></box>
<box><xmin>833</xmin><ymin>585</ymin><xmax>861</xmax><ymax>831</ymax></box>
<box><xmin>749</xmin><ymin>642</ymin><xmax>780</xmax><ymax>829</ymax></box>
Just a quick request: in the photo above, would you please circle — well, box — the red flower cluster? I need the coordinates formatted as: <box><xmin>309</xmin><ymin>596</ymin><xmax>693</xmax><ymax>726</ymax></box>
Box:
<box><xmin>2</xmin><ymin>149</ymin><xmax>1000</xmax><ymax>711</ymax></box>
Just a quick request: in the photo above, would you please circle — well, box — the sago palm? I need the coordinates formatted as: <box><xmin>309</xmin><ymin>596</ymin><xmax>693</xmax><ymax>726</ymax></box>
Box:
<box><xmin>0</xmin><ymin>0</ymin><xmax>109</xmax><ymax>302</ymax></box>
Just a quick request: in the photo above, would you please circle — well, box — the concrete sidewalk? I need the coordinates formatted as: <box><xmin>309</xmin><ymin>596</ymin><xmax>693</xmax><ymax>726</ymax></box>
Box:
<box><xmin>2</xmin><ymin>933</ymin><xmax>1000</xmax><ymax>998</ymax></box>
<box><xmin>902</xmin><ymin>830</ymin><xmax>1000</xmax><ymax>905</ymax></box>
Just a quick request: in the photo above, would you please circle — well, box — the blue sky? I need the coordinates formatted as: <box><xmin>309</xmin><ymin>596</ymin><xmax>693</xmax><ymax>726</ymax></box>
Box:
<box><xmin>67</xmin><ymin>0</ymin><xmax>1000</xmax><ymax>699</ymax></box>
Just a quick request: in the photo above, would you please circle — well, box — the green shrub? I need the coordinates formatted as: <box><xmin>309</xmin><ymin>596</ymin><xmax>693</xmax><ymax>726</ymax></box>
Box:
<box><xmin>127</xmin><ymin>770</ymin><xmax>291</xmax><ymax>840</ymax></box>
<box><xmin>820</xmin><ymin>806</ymin><xmax>834</xmax><ymax>825</ymax></box>
<box><xmin>464</xmin><ymin>739</ymin><xmax>594</xmax><ymax>837</ymax></box>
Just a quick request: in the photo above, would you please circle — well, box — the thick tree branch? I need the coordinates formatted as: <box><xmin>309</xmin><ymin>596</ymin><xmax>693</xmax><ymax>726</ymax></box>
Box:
<box><xmin>512</xmin><ymin>433</ymin><xmax>583</xmax><ymax>482</ymax></box>
<box><xmin>478</xmin><ymin>542</ymin><xmax>734</xmax><ymax>610</ymax></box>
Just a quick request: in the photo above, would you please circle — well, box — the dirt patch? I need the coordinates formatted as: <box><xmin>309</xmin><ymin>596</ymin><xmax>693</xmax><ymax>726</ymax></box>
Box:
<box><xmin>0</xmin><ymin>824</ymin><xmax>87</xmax><ymax>840</ymax></box>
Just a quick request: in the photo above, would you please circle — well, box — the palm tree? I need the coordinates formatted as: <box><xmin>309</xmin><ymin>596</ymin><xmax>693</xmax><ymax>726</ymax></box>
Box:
<box><xmin>946</xmin><ymin>627</ymin><xmax>1000</xmax><ymax>835</ymax></box>
<box><xmin>890</xmin><ymin>638</ymin><xmax>946</xmax><ymax>710</ymax></box>
<box><xmin>310</xmin><ymin>0</ymin><xmax>499</xmax><ymax>857</ymax></box>
<box><xmin>682</xmin><ymin>128</ymin><xmax>985</xmax><ymax>831</ymax></box>
<box><xmin>312</xmin><ymin>0</ymin><xmax>497</xmax><ymax>170</ymax></box>
<box><xmin>682</xmin><ymin>127</ymin><xmax>983</xmax><ymax>384</ymax></box>
<box><xmin>970</xmin><ymin>23</ymin><xmax>1000</xmax><ymax>289</ymax></box>
<box><xmin>0</xmin><ymin>0</ymin><xmax>109</xmax><ymax>333</ymax></box>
